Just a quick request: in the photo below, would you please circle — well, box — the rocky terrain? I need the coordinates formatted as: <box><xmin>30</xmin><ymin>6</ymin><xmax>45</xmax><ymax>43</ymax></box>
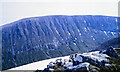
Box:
<box><xmin>38</xmin><ymin>46</ymin><xmax>120</xmax><ymax>72</ymax></box>
<box><xmin>1</xmin><ymin>15</ymin><xmax>118</xmax><ymax>70</ymax></box>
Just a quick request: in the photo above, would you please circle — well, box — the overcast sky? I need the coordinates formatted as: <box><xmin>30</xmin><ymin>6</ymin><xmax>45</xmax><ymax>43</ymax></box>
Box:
<box><xmin>0</xmin><ymin>0</ymin><xmax>119</xmax><ymax>26</ymax></box>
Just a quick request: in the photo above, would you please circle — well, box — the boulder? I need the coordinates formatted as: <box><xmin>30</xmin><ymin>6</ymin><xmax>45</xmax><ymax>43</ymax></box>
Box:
<box><xmin>65</xmin><ymin>62</ymin><xmax>90</xmax><ymax>71</ymax></box>
<box><xmin>55</xmin><ymin>59</ymin><xmax>63</xmax><ymax>67</ymax></box>
<box><xmin>47</xmin><ymin>61</ymin><xmax>55</xmax><ymax>68</ymax></box>
<box><xmin>70</xmin><ymin>54</ymin><xmax>83</xmax><ymax>66</ymax></box>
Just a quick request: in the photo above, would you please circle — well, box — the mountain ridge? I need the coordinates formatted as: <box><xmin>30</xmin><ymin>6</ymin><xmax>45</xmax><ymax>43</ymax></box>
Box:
<box><xmin>1</xmin><ymin>15</ymin><xmax>118</xmax><ymax>70</ymax></box>
<box><xmin>1</xmin><ymin>15</ymin><xmax>118</xmax><ymax>27</ymax></box>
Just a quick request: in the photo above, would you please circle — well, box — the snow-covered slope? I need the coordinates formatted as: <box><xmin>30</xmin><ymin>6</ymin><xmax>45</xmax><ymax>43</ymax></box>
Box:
<box><xmin>9</xmin><ymin>56</ymin><xmax>69</xmax><ymax>70</ymax></box>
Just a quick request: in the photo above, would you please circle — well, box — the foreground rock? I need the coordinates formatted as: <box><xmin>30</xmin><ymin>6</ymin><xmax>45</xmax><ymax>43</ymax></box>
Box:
<box><xmin>38</xmin><ymin>47</ymin><xmax>120</xmax><ymax>72</ymax></box>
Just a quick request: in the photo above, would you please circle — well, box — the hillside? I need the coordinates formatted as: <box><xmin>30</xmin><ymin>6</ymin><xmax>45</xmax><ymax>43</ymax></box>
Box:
<box><xmin>1</xmin><ymin>15</ymin><xmax>118</xmax><ymax>70</ymax></box>
<box><xmin>95</xmin><ymin>36</ymin><xmax>120</xmax><ymax>51</ymax></box>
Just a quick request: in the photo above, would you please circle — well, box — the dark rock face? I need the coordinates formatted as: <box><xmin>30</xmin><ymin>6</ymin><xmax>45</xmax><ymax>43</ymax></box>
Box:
<box><xmin>1</xmin><ymin>15</ymin><xmax>118</xmax><ymax>70</ymax></box>
<box><xmin>103</xmin><ymin>46</ymin><xmax>119</xmax><ymax>58</ymax></box>
<box><xmin>95</xmin><ymin>37</ymin><xmax>120</xmax><ymax>51</ymax></box>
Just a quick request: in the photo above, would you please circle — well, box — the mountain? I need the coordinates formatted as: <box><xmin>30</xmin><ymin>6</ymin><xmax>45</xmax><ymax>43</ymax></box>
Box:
<box><xmin>1</xmin><ymin>15</ymin><xmax>118</xmax><ymax>70</ymax></box>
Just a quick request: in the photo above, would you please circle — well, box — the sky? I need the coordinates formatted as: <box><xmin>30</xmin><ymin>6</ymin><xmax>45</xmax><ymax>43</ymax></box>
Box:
<box><xmin>0</xmin><ymin>0</ymin><xmax>119</xmax><ymax>26</ymax></box>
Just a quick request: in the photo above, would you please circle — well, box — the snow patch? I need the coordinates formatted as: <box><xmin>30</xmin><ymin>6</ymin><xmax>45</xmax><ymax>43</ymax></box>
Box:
<box><xmin>84</xmin><ymin>27</ymin><xmax>87</xmax><ymax>32</ymax></box>
<box><xmin>73</xmin><ymin>43</ymin><xmax>76</xmax><ymax>45</ymax></box>
<box><xmin>84</xmin><ymin>20</ymin><xmax>86</xmax><ymax>23</ymax></box>
<box><xmin>68</xmin><ymin>32</ymin><xmax>71</xmax><ymax>35</ymax></box>
<box><xmin>116</xmin><ymin>18</ymin><xmax>118</xmax><ymax>22</ymax></box>
<box><xmin>104</xmin><ymin>31</ymin><xmax>107</xmax><ymax>36</ymax></box>
<box><xmin>79</xmin><ymin>33</ymin><xmax>82</xmax><ymax>36</ymax></box>
<box><xmin>111</xmin><ymin>32</ymin><xmax>114</xmax><ymax>36</ymax></box>
<box><xmin>91</xmin><ymin>36</ymin><xmax>93</xmax><ymax>38</ymax></box>
<box><xmin>75</xmin><ymin>38</ymin><xmax>77</xmax><ymax>40</ymax></box>
<box><xmin>93</xmin><ymin>38</ymin><xmax>95</xmax><ymax>40</ymax></box>
<box><xmin>77</xmin><ymin>29</ymin><xmax>80</xmax><ymax>32</ymax></box>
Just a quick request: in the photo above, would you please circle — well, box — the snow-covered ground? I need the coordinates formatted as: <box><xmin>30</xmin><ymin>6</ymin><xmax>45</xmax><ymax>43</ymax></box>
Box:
<box><xmin>9</xmin><ymin>56</ymin><xmax>69</xmax><ymax>70</ymax></box>
<box><xmin>8</xmin><ymin>51</ymin><xmax>109</xmax><ymax>70</ymax></box>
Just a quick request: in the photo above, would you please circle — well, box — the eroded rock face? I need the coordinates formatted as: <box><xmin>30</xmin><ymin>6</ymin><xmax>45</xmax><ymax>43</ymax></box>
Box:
<box><xmin>2</xmin><ymin>15</ymin><xmax>118</xmax><ymax>70</ymax></box>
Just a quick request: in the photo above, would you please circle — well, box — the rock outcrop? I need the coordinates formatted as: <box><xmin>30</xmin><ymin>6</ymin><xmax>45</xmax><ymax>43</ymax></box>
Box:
<box><xmin>100</xmin><ymin>46</ymin><xmax>119</xmax><ymax>58</ymax></box>
<box><xmin>42</xmin><ymin>47</ymin><xmax>119</xmax><ymax>72</ymax></box>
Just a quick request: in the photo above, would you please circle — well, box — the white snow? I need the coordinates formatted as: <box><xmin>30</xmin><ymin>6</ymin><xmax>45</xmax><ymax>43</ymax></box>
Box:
<box><xmin>73</xmin><ymin>54</ymin><xmax>83</xmax><ymax>62</ymax></box>
<box><xmin>105</xmin><ymin>64</ymin><xmax>111</xmax><ymax>66</ymax></box>
<box><xmin>91</xmin><ymin>36</ymin><xmax>95</xmax><ymax>40</ymax></box>
<box><xmin>93</xmin><ymin>38</ymin><xmax>95</xmax><ymax>40</ymax></box>
<box><xmin>91</xmin><ymin>36</ymin><xmax>93</xmax><ymax>38</ymax></box>
<box><xmin>48</xmin><ymin>61</ymin><xmax>55</xmax><ymax>68</ymax></box>
<box><xmin>73</xmin><ymin>43</ymin><xmax>76</xmax><ymax>45</ymax></box>
<box><xmin>68</xmin><ymin>32</ymin><xmax>71</xmax><ymax>35</ymax></box>
<box><xmin>104</xmin><ymin>31</ymin><xmax>107</xmax><ymax>36</ymax></box>
<box><xmin>79</xmin><ymin>33</ymin><xmax>82</xmax><ymax>36</ymax></box>
<box><xmin>77</xmin><ymin>29</ymin><xmax>80</xmax><ymax>32</ymax></box>
<box><xmin>81</xmin><ymin>51</ymin><xmax>109</xmax><ymax>62</ymax></box>
<box><xmin>67</xmin><ymin>62</ymin><xmax>90</xmax><ymax>70</ymax></box>
<box><xmin>55</xmin><ymin>29</ymin><xmax>60</xmax><ymax>35</ymax></box>
<box><xmin>111</xmin><ymin>32</ymin><xmax>114</xmax><ymax>36</ymax></box>
<box><xmin>116</xmin><ymin>18</ymin><xmax>118</xmax><ymax>22</ymax></box>
<box><xmin>79</xmin><ymin>62</ymin><xmax>90</xmax><ymax>70</ymax></box>
<box><xmin>84</xmin><ymin>27</ymin><xmax>87</xmax><ymax>32</ymax></box>
<box><xmin>75</xmin><ymin>38</ymin><xmax>77</xmax><ymax>40</ymax></box>
<box><xmin>84</xmin><ymin>20</ymin><xmax>86</xmax><ymax>23</ymax></box>
<box><xmin>9</xmin><ymin>56</ymin><xmax>69</xmax><ymax>70</ymax></box>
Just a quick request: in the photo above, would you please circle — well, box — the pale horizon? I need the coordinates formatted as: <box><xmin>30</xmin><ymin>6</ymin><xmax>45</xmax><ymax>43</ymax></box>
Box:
<box><xmin>0</xmin><ymin>0</ymin><xmax>119</xmax><ymax>26</ymax></box>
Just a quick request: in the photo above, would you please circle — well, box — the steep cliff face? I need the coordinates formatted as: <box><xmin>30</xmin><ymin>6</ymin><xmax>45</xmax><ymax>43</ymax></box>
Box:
<box><xmin>1</xmin><ymin>15</ymin><xmax>118</xmax><ymax>70</ymax></box>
